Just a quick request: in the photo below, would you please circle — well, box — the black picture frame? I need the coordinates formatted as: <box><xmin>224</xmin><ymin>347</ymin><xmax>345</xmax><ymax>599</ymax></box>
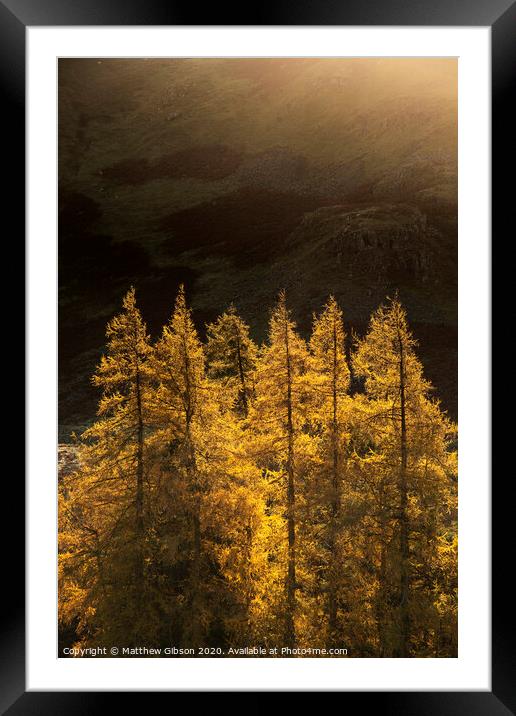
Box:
<box><xmin>4</xmin><ymin>0</ymin><xmax>509</xmax><ymax>710</ymax></box>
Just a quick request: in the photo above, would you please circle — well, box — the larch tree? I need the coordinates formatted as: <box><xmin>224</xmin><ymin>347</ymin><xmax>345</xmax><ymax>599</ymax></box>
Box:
<box><xmin>150</xmin><ymin>285</ymin><xmax>210</xmax><ymax>647</ymax></box>
<box><xmin>249</xmin><ymin>291</ymin><xmax>310</xmax><ymax>648</ymax></box>
<box><xmin>59</xmin><ymin>287</ymin><xmax>156</xmax><ymax>648</ymax></box>
<box><xmin>308</xmin><ymin>296</ymin><xmax>351</xmax><ymax>647</ymax></box>
<box><xmin>205</xmin><ymin>306</ymin><xmax>282</xmax><ymax>646</ymax></box>
<box><xmin>204</xmin><ymin>413</ymin><xmax>276</xmax><ymax>648</ymax></box>
<box><xmin>353</xmin><ymin>296</ymin><xmax>457</xmax><ymax>657</ymax></box>
<box><xmin>150</xmin><ymin>286</ymin><xmax>268</xmax><ymax>649</ymax></box>
<box><xmin>205</xmin><ymin>304</ymin><xmax>258</xmax><ymax>417</ymax></box>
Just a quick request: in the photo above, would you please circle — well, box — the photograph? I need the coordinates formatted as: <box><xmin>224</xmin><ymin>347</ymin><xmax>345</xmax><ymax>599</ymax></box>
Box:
<box><xmin>57</xmin><ymin>57</ymin><xmax>458</xmax><ymax>659</ymax></box>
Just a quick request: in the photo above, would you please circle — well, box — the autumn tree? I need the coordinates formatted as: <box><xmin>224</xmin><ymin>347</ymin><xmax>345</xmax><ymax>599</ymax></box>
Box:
<box><xmin>59</xmin><ymin>288</ymin><xmax>156</xmax><ymax>647</ymax></box>
<box><xmin>149</xmin><ymin>284</ymin><xmax>213</xmax><ymax>647</ymax></box>
<box><xmin>308</xmin><ymin>296</ymin><xmax>352</xmax><ymax>647</ymax></box>
<box><xmin>353</xmin><ymin>296</ymin><xmax>457</xmax><ymax>657</ymax></box>
<box><xmin>205</xmin><ymin>305</ymin><xmax>258</xmax><ymax>417</ymax></box>
<box><xmin>150</xmin><ymin>286</ymin><xmax>271</xmax><ymax>649</ymax></box>
<box><xmin>249</xmin><ymin>291</ymin><xmax>311</xmax><ymax>648</ymax></box>
<box><xmin>205</xmin><ymin>415</ymin><xmax>279</xmax><ymax>649</ymax></box>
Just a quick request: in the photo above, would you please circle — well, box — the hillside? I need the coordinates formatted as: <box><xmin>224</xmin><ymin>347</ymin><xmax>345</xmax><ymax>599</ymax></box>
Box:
<box><xmin>58</xmin><ymin>58</ymin><xmax>457</xmax><ymax>437</ymax></box>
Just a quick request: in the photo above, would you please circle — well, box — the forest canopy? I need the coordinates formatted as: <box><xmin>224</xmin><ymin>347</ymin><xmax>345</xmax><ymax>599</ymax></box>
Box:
<box><xmin>58</xmin><ymin>287</ymin><xmax>457</xmax><ymax>658</ymax></box>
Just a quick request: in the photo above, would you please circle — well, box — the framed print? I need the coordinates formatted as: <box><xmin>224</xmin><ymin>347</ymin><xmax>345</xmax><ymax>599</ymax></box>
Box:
<box><xmin>3</xmin><ymin>0</ymin><xmax>511</xmax><ymax>710</ymax></box>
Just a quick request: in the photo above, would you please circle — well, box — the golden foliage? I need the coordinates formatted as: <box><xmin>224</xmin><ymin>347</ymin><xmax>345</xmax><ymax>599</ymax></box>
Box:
<box><xmin>59</xmin><ymin>289</ymin><xmax>457</xmax><ymax>657</ymax></box>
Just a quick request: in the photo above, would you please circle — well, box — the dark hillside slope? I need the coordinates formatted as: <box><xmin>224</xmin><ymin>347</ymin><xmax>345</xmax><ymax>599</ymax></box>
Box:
<box><xmin>58</xmin><ymin>58</ymin><xmax>457</xmax><ymax>437</ymax></box>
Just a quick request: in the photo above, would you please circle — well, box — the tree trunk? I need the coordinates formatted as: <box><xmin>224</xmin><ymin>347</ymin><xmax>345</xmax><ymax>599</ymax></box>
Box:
<box><xmin>135</xmin><ymin>366</ymin><xmax>145</xmax><ymax>607</ymax></box>
<box><xmin>244</xmin><ymin>519</ymin><xmax>253</xmax><ymax>634</ymax></box>
<box><xmin>284</xmin><ymin>320</ymin><xmax>296</xmax><ymax>648</ymax></box>
<box><xmin>186</xmin><ymin>423</ymin><xmax>202</xmax><ymax>649</ymax></box>
<box><xmin>190</xmin><ymin>485</ymin><xmax>202</xmax><ymax>648</ymax></box>
<box><xmin>235</xmin><ymin>326</ymin><xmax>249</xmax><ymax>417</ymax></box>
<box><xmin>181</xmin><ymin>327</ymin><xmax>202</xmax><ymax>649</ymax></box>
<box><xmin>327</xmin><ymin>318</ymin><xmax>340</xmax><ymax>647</ymax></box>
<box><xmin>397</xmin><ymin>333</ymin><xmax>410</xmax><ymax>657</ymax></box>
<box><xmin>375</xmin><ymin>509</ymin><xmax>388</xmax><ymax>656</ymax></box>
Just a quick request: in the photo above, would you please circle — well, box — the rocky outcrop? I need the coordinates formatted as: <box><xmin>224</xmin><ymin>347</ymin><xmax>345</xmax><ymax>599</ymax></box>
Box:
<box><xmin>286</xmin><ymin>204</ymin><xmax>440</xmax><ymax>284</ymax></box>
